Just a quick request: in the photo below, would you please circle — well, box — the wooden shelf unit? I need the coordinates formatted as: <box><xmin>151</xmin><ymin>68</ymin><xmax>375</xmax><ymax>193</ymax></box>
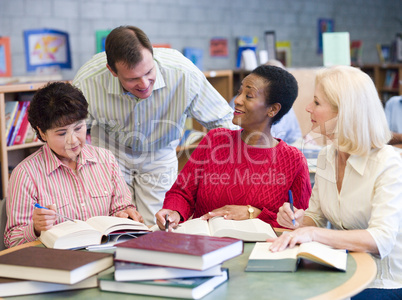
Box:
<box><xmin>0</xmin><ymin>82</ymin><xmax>48</xmax><ymax>198</ymax></box>
<box><xmin>359</xmin><ymin>64</ymin><xmax>402</xmax><ymax>104</ymax></box>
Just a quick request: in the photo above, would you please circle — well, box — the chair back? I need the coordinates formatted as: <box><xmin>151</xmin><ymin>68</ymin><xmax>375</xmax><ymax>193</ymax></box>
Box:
<box><xmin>0</xmin><ymin>198</ymin><xmax>7</xmax><ymax>250</ymax></box>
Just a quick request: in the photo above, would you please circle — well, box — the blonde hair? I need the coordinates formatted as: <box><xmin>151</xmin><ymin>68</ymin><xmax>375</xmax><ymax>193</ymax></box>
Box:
<box><xmin>316</xmin><ymin>65</ymin><xmax>391</xmax><ymax>156</ymax></box>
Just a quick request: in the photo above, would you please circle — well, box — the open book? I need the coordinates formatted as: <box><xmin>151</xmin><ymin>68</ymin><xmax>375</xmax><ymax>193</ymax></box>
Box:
<box><xmin>153</xmin><ymin>217</ymin><xmax>277</xmax><ymax>242</ymax></box>
<box><xmin>39</xmin><ymin>216</ymin><xmax>150</xmax><ymax>249</ymax></box>
<box><xmin>246</xmin><ymin>241</ymin><xmax>347</xmax><ymax>272</ymax></box>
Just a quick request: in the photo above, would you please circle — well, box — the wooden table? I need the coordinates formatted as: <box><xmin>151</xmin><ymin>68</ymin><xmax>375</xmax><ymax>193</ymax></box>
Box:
<box><xmin>0</xmin><ymin>240</ymin><xmax>376</xmax><ymax>300</ymax></box>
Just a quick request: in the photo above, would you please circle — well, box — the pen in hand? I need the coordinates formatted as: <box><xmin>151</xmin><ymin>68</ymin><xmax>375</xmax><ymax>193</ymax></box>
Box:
<box><xmin>288</xmin><ymin>190</ymin><xmax>296</xmax><ymax>226</ymax></box>
<box><xmin>34</xmin><ymin>203</ymin><xmax>76</xmax><ymax>223</ymax></box>
<box><xmin>165</xmin><ymin>213</ymin><xmax>170</xmax><ymax>232</ymax></box>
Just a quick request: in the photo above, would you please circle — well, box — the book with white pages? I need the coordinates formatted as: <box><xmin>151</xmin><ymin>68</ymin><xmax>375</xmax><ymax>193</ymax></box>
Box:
<box><xmin>39</xmin><ymin>216</ymin><xmax>150</xmax><ymax>249</ymax></box>
<box><xmin>152</xmin><ymin>217</ymin><xmax>277</xmax><ymax>242</ymax></box>
<box><xmin>246</xmin><ymin>241</ymin><xmax>347</xmax><ymax>272</ymax></box>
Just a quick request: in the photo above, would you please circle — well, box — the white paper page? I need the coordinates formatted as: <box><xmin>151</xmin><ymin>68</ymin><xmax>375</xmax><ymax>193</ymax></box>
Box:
<box><xmin>174</xmin><ymin>218</ymin><xmax>211</xmax><ymax>235</ymax></box>
<box><xmin>85</xmin><ymin>216</ymin><xmax>149</xmax><ymax>235</ymax></box>
<box><xmin>249</xmin><ymin>242</ymin><xmax>299</xmax><ymax>260</ymax></box>
<box><xmin>298</xmin><ymin>242</ymin><xmax>347</xmax><ymax>270</ymax></box>
<box><xmin>39</xmin><ymin>220</ymin><xmax>97</xmax><ymax>248</ymax></box>
<box><xmin>209</xmin><ymin>217</ymin><xmax>277</xmax><ymax>240</ymax></box>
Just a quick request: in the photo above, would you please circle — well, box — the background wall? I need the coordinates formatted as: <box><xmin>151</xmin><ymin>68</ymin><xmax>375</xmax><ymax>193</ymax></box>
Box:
<box><xmin>1</xmin><ymin>0</ymin><xmax>401</xmax><ymax>79</ymax></box>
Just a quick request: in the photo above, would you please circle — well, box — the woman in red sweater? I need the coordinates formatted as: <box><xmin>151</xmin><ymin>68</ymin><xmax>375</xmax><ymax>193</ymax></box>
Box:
<box><xmin>156</xmin><ymin>65</ymin><xmax>311</xmax><ymax>229</ymax></box>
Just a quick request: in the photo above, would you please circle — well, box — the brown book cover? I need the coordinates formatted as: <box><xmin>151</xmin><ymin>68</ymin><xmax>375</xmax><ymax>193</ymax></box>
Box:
<box><xmin>115</xmin><ymin>231</ymin><xmax>243</xmax><ymax>270</ymax></box>
<box><xmin>0</xmin><ymin>247</ymin><xmax>113</xmax><ymax>284</ymax></box>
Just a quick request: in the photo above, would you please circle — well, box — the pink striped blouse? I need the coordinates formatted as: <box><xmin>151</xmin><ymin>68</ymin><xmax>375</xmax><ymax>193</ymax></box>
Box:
<box><xmin>4</xmin><ymin>143</ymin><xmax>134</xmax><ymax>248</ymax></box>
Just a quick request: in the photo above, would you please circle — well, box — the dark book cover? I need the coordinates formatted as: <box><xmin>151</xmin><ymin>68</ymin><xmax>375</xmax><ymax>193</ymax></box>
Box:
<box><xmin>0</xmin><ymin>247</ymin><xmax>112</xmax><ymax>271</ymax></box>
<box><xmin>116</xmin><ymin>231</ymin><xmax>242</xmax><ymax>257</ymax></box>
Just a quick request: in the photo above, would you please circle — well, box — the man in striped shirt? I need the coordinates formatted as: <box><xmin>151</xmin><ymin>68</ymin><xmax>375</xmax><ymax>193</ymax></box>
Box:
<box><xmin>73</xmin><ymin>26</ymin><xmax>237</xmax><ymax>224</ymax></box>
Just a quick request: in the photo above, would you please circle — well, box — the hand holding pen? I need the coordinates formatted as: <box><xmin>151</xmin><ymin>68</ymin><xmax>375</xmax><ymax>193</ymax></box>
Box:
<box><xmin>34</xmin><ymin>203</ymin><xmax>76</xmax><ymax>222</ymax></box>
<box><xmin>288</xmin><ymin>190</ymin><xmax>296</xmax><ymax>226</ymax></box>
<box><xmin>165</xmin><ymin>214</ymin><xmax>170</xmax><ymax>232</ymax></box>
<box><xmin>155</xmin><ymin>209</ymin><xmax>181</xmax><ymax>231</ymax></box>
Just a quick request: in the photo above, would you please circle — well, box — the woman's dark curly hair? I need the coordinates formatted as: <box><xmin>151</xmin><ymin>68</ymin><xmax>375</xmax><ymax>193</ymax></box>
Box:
<box><xmin>250</xmin><ymin>65</ymin><xmax>298</xmax><ymax>125</ymax></box>
<box><xmin>28</xmin><ymin>82</ymin><xmax>88</xmax><ymax>142</ymax></box>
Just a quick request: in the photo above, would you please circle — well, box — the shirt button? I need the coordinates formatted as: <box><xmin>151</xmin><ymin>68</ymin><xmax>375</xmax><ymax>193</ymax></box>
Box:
<box><xmin>80</xmin><ymin>203</ymin><xmax>85</xmax><ymax>207</ymax></box>
<box><xmin>137</xmin><ymin>122</ymin><xmax>140</xmax><ymax>126</ymax></box>
<box><xmin>104</xmin><ymin>191</ymin><xmax>108</xmax><ymax>195</ymax></box>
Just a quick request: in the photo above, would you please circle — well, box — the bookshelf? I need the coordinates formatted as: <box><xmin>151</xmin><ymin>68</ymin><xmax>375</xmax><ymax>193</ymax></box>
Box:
<box><xmin>235</xmin><ymin>65</ymin><xmax>402</xmax><ymax>105</ymax></box>
<box><xmin>203</xmin><ymin>70</ymin><xmax>233</xmax><ymax>102</ymax></box>
<box><xmin>359</xmin><ymin>64</ymin><xmax>402</xmax><ymax>104</ymax></box>
<box><xmin>0</xmin><ymin>82</ymin><xmax>48</xmax><ymax>198</ymax></box>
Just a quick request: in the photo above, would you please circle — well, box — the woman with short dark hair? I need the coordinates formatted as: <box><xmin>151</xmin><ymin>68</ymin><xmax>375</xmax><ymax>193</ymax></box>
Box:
<box><xmin>5</xmin><ymin>82</ymin><xmax>143</xmax><ymax>248</ymax></box>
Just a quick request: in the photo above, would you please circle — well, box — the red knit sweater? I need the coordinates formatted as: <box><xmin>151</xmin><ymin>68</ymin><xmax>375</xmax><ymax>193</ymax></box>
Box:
<box><xmin>164</xmin><ymin>128</ymin><xmax>311</xmax><ymax>227</ymax></box>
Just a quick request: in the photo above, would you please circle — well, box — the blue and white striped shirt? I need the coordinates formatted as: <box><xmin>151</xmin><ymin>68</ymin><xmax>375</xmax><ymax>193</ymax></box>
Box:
<box><xmin>73</xmin><ymin>48</ymin><xmax>236</xmax><ymax>152</ymax></box>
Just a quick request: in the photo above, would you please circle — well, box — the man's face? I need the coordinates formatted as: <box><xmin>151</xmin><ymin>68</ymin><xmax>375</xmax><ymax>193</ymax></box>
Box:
<box><xmin>107</xmin><ymin>48</ymin><xmax>156</xmax><ymax>99</ymax></box>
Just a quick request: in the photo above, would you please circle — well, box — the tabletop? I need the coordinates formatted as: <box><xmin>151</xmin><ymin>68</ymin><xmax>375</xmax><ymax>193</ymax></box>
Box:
<box><xmin>0</xmin><ymin>240</ymin><xmax>376</xmax><ymax>300</ymax></box>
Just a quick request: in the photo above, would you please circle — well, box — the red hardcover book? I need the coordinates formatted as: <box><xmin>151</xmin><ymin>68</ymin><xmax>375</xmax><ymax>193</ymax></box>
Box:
<box><xmin>7</xmin><ymin>101</ymin><xmax>29</xmax><ymax>146</ymax></box>
<box><xmin>13</xmin><ymin>102</ymin><xmax>31</xmax><ymax>145</ymax></box>
<box><xmin>115</xmin><ymin>231</ymin><xmax>243</xmax><ymax>271</ymax></box>
<box><xmin>0</xmin><ymin>247</ymin><xmax>113</xmax><ymax>284</ymax></box>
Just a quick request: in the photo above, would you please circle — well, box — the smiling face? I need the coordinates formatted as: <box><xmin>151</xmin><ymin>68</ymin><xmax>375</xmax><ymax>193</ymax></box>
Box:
<box><xmin>107</xmin><ymin>48</ymin><xmax>156</xmax><ymax>99</ymax></box>
<box><xmin>306</xmin><ymin>83</ymin><xmax>338</xmax><ymax>137</ymax></box>
<box><xmin>39</xmin><ymin>120</ymin><xmax>87</xmax><ymax>166</ymax></box>
<box><xmin>232</xmin><ymin>74</ymin><xmax>272</xmax><ymax>131</ymax></box>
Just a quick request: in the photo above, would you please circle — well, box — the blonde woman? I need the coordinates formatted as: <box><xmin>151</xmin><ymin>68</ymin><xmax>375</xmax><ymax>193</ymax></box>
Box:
<box><xmin>270</xmin><ymin>66</ymin><xmax>402</xmax><ymax>299</ymax></box>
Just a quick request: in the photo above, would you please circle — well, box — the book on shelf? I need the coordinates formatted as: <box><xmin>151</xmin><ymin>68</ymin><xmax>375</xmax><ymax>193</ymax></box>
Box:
<box><xmin>322</xmin><ymin>32</ymin><xmax>351</xmax><ymax>67</ymax></box>
<box><xmin>24</xmin><ymin>123</ymin><xmax>38</xmax><ymax>143</ymax></box>
<box><xmin>39</xmin><ymin>216</ymin><xmax>150</xmax><ymax>249</ymax></box>
<box><xmin>115</xmin><ymin>231</ymin><xmax>243</xmax><ymax>271</ymax></box>
<box><xmin>7</xmin><ymin>101</ymin><xmax>29</xmax><ymax>146</ymax></box>
<box><xmin>152</xmin><ymin>216</ymin><xmax>277</xmax><ymax>242</ymax></box>
<box><xmin>4</xmin><ymin>101</ymin><xmax>19</xmax><ymax>142</ymax></box>
<box><xmin>114</xmin><ymin>260</ymin><xmax>224</xmax><ymax>281</ymax></box>
<box><xmin>350</xmin><ymin>40</ymin><xmax>363</xmax><ymax>66</ymax></box>
<box><xmin>0</xmin><ymin>275</ymin><xmax>98</xmax><ymax>298</ymax></box>
<box><xmin>99</xmin><ymin>268</ymin><xmax>229</xmax><ymax>299</ymax></box>
<box><xmin>236</xmin><ymin>36</ymin><xmax>258</xmax><ymax>68</ymax></box>
<box><xmin>245</xmin><ymin>241</ymin><xmax>347</xmax><ymax>272</ymax></box>
<box><xmin>13</xmin><ymin>102</ymin><xmax>31</xmax><ymax>145</ymax></box>
<box><xmin>0</xmin><ymin>247</ymin><xmax>113</xmax><ymax>284</ymax></box>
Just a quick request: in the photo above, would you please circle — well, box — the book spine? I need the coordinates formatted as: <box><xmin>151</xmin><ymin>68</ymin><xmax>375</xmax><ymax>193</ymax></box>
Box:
<box><xmin>5</xmin><ymin>102</ymin><xmax>19</xmax><ymax>140</ymax></box>
<box><xmin>8</xmin><ymin>102</ymin><xmax>29</xmax><ymax>146</ymax></box>
<box><xmin>7</xmin><ymin>102</ymin><xmax>23</xmax><ymax>146</ymax></box>
<box><xmin>13</xmin><ymin>103</ymin><xmax>30</xmax><ymax>145</ymax></box>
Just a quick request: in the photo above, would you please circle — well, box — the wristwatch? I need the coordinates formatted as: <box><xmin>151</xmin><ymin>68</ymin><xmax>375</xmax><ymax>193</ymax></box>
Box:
<box><xmin>247</xmin><ymin>205</ymin><xmax>254</xmax><ymax>219</ymax></box>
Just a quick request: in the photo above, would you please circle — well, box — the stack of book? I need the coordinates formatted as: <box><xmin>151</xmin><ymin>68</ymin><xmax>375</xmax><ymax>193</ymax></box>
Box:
<box><xmin>0</xmin><ymin>247</ymin><xmax>113</xmax><ymax>297</ymax></box>
<box><xmin>5</xmin><ymin>100</ymin><xmax>38</xmax><ymax>146</ymax></box>
<box><xmin>99</xmin><ymin>231</ymin><xmax>243</xmax><ymax>299</ymax></box>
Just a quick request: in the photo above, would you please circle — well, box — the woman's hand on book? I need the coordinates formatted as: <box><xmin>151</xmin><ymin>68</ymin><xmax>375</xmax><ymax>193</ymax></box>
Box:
<box><xmin>200</xmin><ymin>205</ymin><xmax>261</xmax><ymax>221</ymax></box>
<box><xmin>277</xmin><ymin>203</ymin><xmax>305</xmax><ymax>229</ymax></box>
<box><xmin>33</xmin><ymin>204</ymin><xmax>57</xmax><ymax>236</ymax></box>
<box><xmin>267</xmin><ymin>227</ymin><xmax>317</xmax><ymax>252</ymax></box>
<box><xmin>116</xmin><ymin>207</ymin><xmax>144</xmax><ymax>223</ymax></box>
